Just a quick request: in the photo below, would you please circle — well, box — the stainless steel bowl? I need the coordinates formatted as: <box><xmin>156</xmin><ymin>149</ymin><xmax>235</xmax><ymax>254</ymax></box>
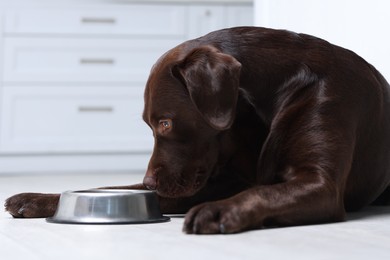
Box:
<box><xmin>46</xmin><ymin>189</ymin><xmax>170</xmax><ymax>224</ymax></box>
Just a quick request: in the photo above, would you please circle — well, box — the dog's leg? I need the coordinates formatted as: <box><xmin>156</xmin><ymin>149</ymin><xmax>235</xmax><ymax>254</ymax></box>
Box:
<box><xmin>183</xmin><ymin>91</ymin><xmax>357</xmax><ymax>234</ymax></box>
<box><xmin>97</xmin><ymin>183</ymin><xmax>146</xmax><ymax>190</ymax></box>
<box><xmin>183</xmin><ymin>174</ymin><xmax>346</xmax><ymax>234</ymax></box>
<box><xmin>4</xmin><ymin>182</ymin><xmax>231</xmax><ymax>217</ymax></box>
<box><xmin>5</xmin><ymin>193</ymin><xmax>60</xmax><ymax>218</ymax></box>
<box><xmin>5</xmin><ymin>171</ymin><xmax>250</xmax><ymax>218</ymax></box>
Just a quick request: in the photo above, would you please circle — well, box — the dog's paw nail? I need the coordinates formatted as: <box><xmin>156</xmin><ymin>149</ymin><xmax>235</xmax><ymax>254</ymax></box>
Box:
<box><xmin>17</xmin><ymin>207</ymin><xmax>25</xmax><ymax>215</ymax></box>
<box><xmin>193</xmin><ymin>225</ymin><xmax>198</xmax><ymax>234</ymax></box>
<box><xmin>219</xmin><ymin>223</ymin><xmax>226</xmax><ymax>234</ymax></box>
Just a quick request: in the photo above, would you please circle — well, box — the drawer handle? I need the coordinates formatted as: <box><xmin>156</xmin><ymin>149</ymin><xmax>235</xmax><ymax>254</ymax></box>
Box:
<box><xmin>81</xmin><ymin>17</ymin><xmax>116</xmax><ymax>24</ymax></box>
<box><xmin>78</xmin><ymin>106</ymin><xmax>114</xmax><ymax>113</ymax></box>
<box><xmin>80</xmin><ymin>59</ymin><xmax>115</xmax><ymax>65</ymax></box>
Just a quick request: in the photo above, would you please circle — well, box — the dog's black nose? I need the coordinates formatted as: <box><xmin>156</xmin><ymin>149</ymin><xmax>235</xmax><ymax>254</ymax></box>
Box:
<box><xmin>143</xmin><ymin>176</ymin><xmax>157</xmax><ymax>190</ymax></box>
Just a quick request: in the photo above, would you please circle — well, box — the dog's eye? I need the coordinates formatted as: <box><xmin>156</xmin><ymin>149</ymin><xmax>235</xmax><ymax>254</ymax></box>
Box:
<box><xmin>159</xmin><ymin>119</ymin><xmax>172</xmax><ymax>131</ymax></box>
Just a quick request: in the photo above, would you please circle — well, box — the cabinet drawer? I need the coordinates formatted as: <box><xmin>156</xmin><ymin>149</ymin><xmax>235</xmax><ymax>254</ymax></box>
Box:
<box><xmin>2</xmin><ymin>37</ymin><xmax>181</xmax><ymax>83</ymax></box>
<box><xmin>0</xmin><ymin>86</ymin><xmax>153</xmax><ymax>153</ymax></box>
<box><xmin>4</xmin><ymin>5</ymin><xmax>187</xmax><ymax>36</ymax></box>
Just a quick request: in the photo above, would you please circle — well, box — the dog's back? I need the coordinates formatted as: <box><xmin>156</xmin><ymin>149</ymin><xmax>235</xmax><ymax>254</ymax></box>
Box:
<box><xmin>190</xmin><ymin>27</ymin><xmax>390</xmax><ymax>209</ymax></box>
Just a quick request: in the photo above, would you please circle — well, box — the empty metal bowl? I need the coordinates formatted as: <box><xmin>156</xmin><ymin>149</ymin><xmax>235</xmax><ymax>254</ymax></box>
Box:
<box><xmin>46</xmin><ymin>189</ymin><xmax>170</xmax><ymax>224</ymax></box>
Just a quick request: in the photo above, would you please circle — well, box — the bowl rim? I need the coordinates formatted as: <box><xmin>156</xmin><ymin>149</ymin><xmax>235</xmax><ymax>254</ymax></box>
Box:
<box><xmin>63</xmin><ymin>189</ymin><xmax>154</xmax><ymax>195</ymax></box>
<box><xmin>46</xmin><ymin>216</ymin><xmax>171</xmax><ymax>225</ymax></box>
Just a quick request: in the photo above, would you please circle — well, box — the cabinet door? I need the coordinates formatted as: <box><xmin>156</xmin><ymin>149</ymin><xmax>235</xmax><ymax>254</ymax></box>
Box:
<box><xmin>0</xmin><ymin>12</ymin><xmax>3</xmax><ymax>80</ymax></box>
<box><xmin>0</xmin><ymin>86</ymin><xmax>153</xmax><ymax>153</ymax></box>
<box><xmin>188</xmin><ymin>5</ymin><xmax>254</xmax><ymax>39</ymax></box>
<box><xmin>188</xmin><ymin>6</ymin><xmax>225</xmax><ymax>39</ymax></box>
<box><xmin>226</xmin><ymin>5</ymin><xmax>254</xmax><ymax>27</ymax></box>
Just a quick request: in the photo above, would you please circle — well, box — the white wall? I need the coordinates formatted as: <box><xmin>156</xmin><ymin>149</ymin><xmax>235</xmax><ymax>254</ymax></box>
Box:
<box><xmin>254</xmin><ymin>0</ymin><xmax>390</xmax><ymax>81</ymax></box>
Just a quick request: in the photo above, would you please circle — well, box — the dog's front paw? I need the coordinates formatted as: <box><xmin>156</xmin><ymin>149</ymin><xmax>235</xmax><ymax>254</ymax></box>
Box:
<box><xmin>5</xmin><ymin>193</ymin><xmax>60</xmax><ymax>218</ymax></box>
<box><xmin>183</xmin><ymin>200</ymin><xmax>254</xmax><ymax>234</ymax></box>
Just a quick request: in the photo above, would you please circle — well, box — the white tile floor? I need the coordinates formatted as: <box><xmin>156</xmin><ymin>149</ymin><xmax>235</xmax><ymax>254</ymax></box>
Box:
<box><xmin>1</xmin><ymin>172</ymin><xmax>390</xmax><ymax>260</ymax></box>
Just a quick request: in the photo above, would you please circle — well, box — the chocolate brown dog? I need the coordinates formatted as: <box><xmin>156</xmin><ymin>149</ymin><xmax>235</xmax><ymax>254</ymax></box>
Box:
<box><xmin>5</xmin><ymin>27</ymin><xmax>390</xmax><ymax>234</ymax></box>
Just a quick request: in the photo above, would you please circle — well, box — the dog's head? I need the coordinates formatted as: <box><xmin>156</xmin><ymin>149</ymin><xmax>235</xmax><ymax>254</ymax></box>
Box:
<box><xmin>142</xmin><ymin>45</ymin><xmax>242</xmax><ymax>198</ymax></box>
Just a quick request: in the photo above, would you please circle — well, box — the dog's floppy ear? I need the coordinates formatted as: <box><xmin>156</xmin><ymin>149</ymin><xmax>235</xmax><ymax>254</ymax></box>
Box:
<box><xmin>174</xmin><ymin>45</ymin><xmax>241</xmax><ymax>130</ymax></box>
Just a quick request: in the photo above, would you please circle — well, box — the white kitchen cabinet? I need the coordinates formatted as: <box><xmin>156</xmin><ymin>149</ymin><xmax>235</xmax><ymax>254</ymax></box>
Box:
<box><xmin>0</xmin><ymin>0</ymin><xmax>253</xmax><ymax>174</ymax></box>
<box><xmin>188</xmin><ymin>4</ymin><xmax>254</xmax><ymax>38</ymax></box>
<box><xmin>226</xmin><ymin>5</ymin><xmax>253</xmax><ymax>28</ymax></box>
<box><xmin>4</xmin><ymin>6</ymin><xmax>187</xmax><ymax>36</ymax></box>
<box><xmin>188</xmin><ymin>6</ymin><xmax>226</xmax><ymax>38</ymax></box>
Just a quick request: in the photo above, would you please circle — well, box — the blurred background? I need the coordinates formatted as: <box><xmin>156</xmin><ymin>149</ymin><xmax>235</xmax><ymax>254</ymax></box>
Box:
<box><xmin>255</xmin><ymin>0</ymin><xmax>390</xmax><ymax>81</ymax></box>
<box><xmin>0</xmin><ymin>0</ymin><xmax>388</xmax><ymax>175</ymax></box>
